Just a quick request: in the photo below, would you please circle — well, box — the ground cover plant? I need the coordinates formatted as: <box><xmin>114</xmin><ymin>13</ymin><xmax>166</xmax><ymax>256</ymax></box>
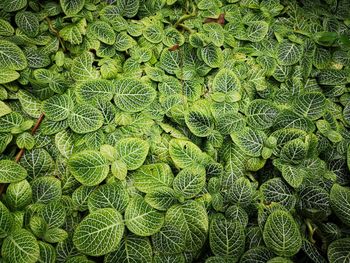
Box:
<box><xmin>0</xmin><ymin>0</ymin><xmax>350</xmax><ymax>262</ymax></box>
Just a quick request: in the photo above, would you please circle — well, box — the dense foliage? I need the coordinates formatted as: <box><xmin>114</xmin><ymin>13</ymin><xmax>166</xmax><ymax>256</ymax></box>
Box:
<box><xmin>0</xmin><ymin>0</ymin><xmax>350</xmax><ymax>262</ymax></box>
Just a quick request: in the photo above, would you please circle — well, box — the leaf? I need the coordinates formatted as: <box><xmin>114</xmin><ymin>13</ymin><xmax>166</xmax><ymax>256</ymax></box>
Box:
<box><xmin>43</xmin><ymin>94</ymin><xmax>73</xmax><ymax>121</ymax></box>
<box><xmin>280</xmin><ymin>139</ymin><xmax>308</xmax><ymax>164</ymax></box>
<box><xmin>227</xmin><ymin>177</ymin><xmax>254</xmax><ymax>207</ymax></box>
<box><xmin>173</xmin><ymin>166</ymin><xmax>206</xmax><ymax>199</ymax></box>
<box><xmin>209</xmin><ymin>216</ymin><xmax>245</xmax><ymax>259</ymax></box>
<box><xmin>60</xmin><ymin>0</ymin><xmax>85</xmax><ymax>16</ymax></box>
<box><xmin>328</xmin><ymin>238</ymin><xmax>350</xmax><ymax>263</ymax></box>
<box><xmin>73</xmin><ymin>208</ymin><xmax>124</xmax><ymax>256</ymax></box>
<box><xmin>0</xmin><ymin>201</ymin><xmax>12</xmax><ymax>238</ymax></box>
<box><xmin>5</xmin><ymin>180</ymin><xmax>32</xmax><ymax>210</ymax></box>
<box><xmin>68</xmin><ymin>150</ymin><xmax>109</xmax><ymax>186</ymax></box>
<box><xmin>60</xmin><ymin>25</ymin><xmax>83</xmax><ymax>45</ymax></box>
<box><xmin>212</xmin><ymin>68</ymin><xmax>241</xmax><ymax>93</ymax></box>
<box><xmin>230</xmin><ymin>127</ymin><xmax>267</xmax><ymax>157</ymax></box>
<box><xmin>114</xmin><ymin>79</ymin><xmax>156</xmax><ymax>112</ymax></box>
<box><xmin>185</xmin><ymin>103</ymin><xmax>214</xmax><ymax>137</ymax></box>
<box><xmin>152</xmin><ymin>223</ymin><xmax>185</xmax><ymax>254</ymax></box>
<box><xmin>145</xmin><ymin>187</ymin><xmax>178</xmax><ymax>211</ymax></box>
<box><xmin>159</xmin><ymin>48</ymin><xmax>181</xmax><ymax>75</ymax></box>
<box><xmin>88</xmin><ymin>182</ymin><xmax>129</xmax><ymax>213</ymax></box>
<box><xmin>114</xmin><ymin>32</ymin><xmax>137</xmax><ymax>51</ymax></box>
<box><xmin>263</xmin><ymin>210</ymin><xmax>302</xmax><ymax>257</ymax></box>
<box><xmin>330</xmin><ymin>184</ymin><xmax>350</xmax><ymax>227</ymax></box>
<box><xmin>165</xmin><ymin>200</ymin><xmax>208</xmax><ymax>252</ymax></box>
<box><xmin>246</xmin><ymin>99</ymin><xmax>279</xmax><ymax>130</ymax></box>
<box><xmin>105</xmin><ymin>235</ymin><xmax>152</xmax><ymax>263</ymax></box>
<box><xmin>20</xmin><ymin>148</ymin><xmax>54</xmax><ymax>179</ymax></box>
<box><xmin>277</xmin><ymin>41</ymin><xmax>303</xmax><ymax>66</ymax></box>
<box><xmin>71</xmin><ymin>52</ymin><xmax>98</xmax><ymax>81</ymax></box>
<box><xmin>169</xmin><ymin>139</ymin><xmax>207</xmax><ymax>168</ymax></box>
<box><xmin>3</xmin><ymin>0</ymin><xmax>27</xmax><ymax>12</ymax></box>
<box><xmin>76</xmin><ymin>79</ymin><xmax>114</xmax><ymax>103</ymax></box>
<box><xmin>116</xmin><ymin>0</ymin><xmax>140</xmax><ymax>18</ymax></box>
<box><xmin>31</xmin><ymin>176</ymin><xmax>61</xmax><ymax>204</ymax></box>
<box><xmin>15</xmin><ymin>11</ymin><xmax>39</xmax><ymax>37</ymax></box>
<box><xmin>280</xmin><ymin>164</ymin><xmax>306</xmax><ymax>188</ymax></box>
<box><xmin>201</xmin><ymin>43</ymin><xmax>223</xmax><ymax>68</ymax></box>
<box><xmin>293</xmin><ymin>92</ymin><xmax>326</xmax><ymax>120</ymax></box>
<box><xmin>0</xmin><ymin>69</ymin><xmax>20</xmax><ymax>84</ymax></box>
<box><xmin>1</xmin><ymin>229</ymin><xmax>39</xmax><ymax>263</ymax></box>
<box><xmin>246</xmin><ymin>21</ymin><xmax>269</xmax><ymax>42</ymax></box>
<box><xmin>317</xmin><ymin>69</ymin><xmax>349</xmax><ymax>85</ymax></box>
<box><xmin>115</xmin><ymin>137</ymin><xmax>149</xmax><ymax>170</ymax></box>
<box><xmin>87</xmin><ymin>21</ymin><xmax>116</xmax><ymax>45</ymax></box>
<box><xmin>0</xmin><ymin>40</ymin><xmax>27</xmax><ymax>70</ymax></box>
<box><xmin>0</xmin><ymin>160</ymin><xmax>27</xmax><ymax>183</ymax></box>
<box><xmin>68</xmin><ymin>104</ymin><xmax>103</xmax><ymax>134</ymax></box>
<box><xmin>143</xmin><ymin>23</ymin><xmax>164</xmax><ymax>43</ymax></box>
<box><xmin>125</xmin><ymin>196</ymin><xmax>164</xmax><ymax>236</ymax></box>
<box><xmin>132</xmin><ymin>163</ymin><xmax>174</xmax><ymax>193</ymax></box>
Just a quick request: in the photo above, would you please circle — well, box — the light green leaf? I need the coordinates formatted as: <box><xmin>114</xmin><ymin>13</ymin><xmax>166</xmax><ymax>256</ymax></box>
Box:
<box><xmin>152</xmin><ymin>223</ymin><xmax>186</xmax><ymax>254</ymax></box>
<box><xmin>280</xmin><ymin>139</ymin><xmax>308</xmax><ymax>164</ymax></box>
<box><xmin>105</xmin><ymin>235</ymin><xmax>152</xmax><ymax>263</ymax></box>
<box><xmin>115</xmin><ymin>137</ymin><xmax>149</xmax><ymax>170</ymax></box>
<box><xmin>0</xmin><ymin>19</ymin><xmax>14</xmax><ymax>36</ymax></box>
<box><xmin>227</xmin><ymin>177</ymin><xmax>253</xmax><ymax>207</ymax></box>
<box><xmin>185</xmin><ymin>102</ymin><xmax>215</xmax><ymax>137</ymax></box>
<box><xmin>159</xmin><ymin>48</ymin><xmax>181</xmax><ymax>75</ymax></box>
<box><xmin>330</xmin><ymin>184</ymin><xmax>350</xmax><ymax>227</ymax></box>
<box><xmin>71</xmin><ymin>52</ymin><xmax>98</xmax><ymax>81</ymax></box>
<box><xmin>114</xmin><ymin>79</ymin><xmax>156</xmax><ymax>112</ymax></box>
<box><xmin>201</xmin><ymin>43</ymin><xmax>223</xmax><ymax>68</ymax></box>
<box><xmin>88</xmin><ymin>182</ymin><xmax>129</xmax><ymax>213</ymax></box>
<box><xmin>0</xmin><ymin>160</ymin><xmax>27</xmax><ymax>183</ymax></box>
<box><xmin>317</xmin><ymin>69</ymin><xmax>349</xmax><ymax>85</ymax></box>
<box><xmin>16</xmin><ymin>132</ymin><xmax>34</xmax><ymax>150</ymax></box>
<box><xmin>169</xmin><ymin>139</ymin><xmax>207</xmax><ymax>168</ymax></box>
<box><xmin>212</xmin><ymin>68</ymin><xmax>241</xmax><ymax>93</ymax></box>
<box><xmin>1</xmin><ymin>229</ymin><xmax>39</xmax><ymax>263</ymax></box>
<box><xmin>87</xmin><ymin>21</ymin><xmax>116</xmax><ymax>45</ymax></box>
<box><xmin>0</xmin><ymin>70</ymin><xmax>20</xmax><ymax>84</ymax></box>
<box><xmin>68</xmin><ymin>104</ymin><xmax>103</xmax><ymax>134</ymax></box>
<box><xmin>246</xmin><ymin>21</ymin><xmax>269</xmax><ymax>42</ymax></box>
<box><xmin>20</xmin><ymin>148</ymin><xmax>54</xmax><ymax>179</ymax></box>
<box><xmin>68</xmin><ymin>150</ymin><xmax>109</xmax><ymax>186</ymax></box>
<box><xmin>166</xmin><ymin>200</ymin><xmax>208</xmax><ymax>252</ymax></box>
<box><xmin>263</xmin><ymin>210</ymin><xmax>302</xmax><ymax>257</ymax></box>
<box><xmin>43</xmin><ymin>94</ymin><xmax>73</xmax><ymax>121</ymax></box>
<box><xmin>280</xmin><ymin>164</ymin><xmax>306</xmax><ymax>188</ymax></box>
<box><xmin>60</xmin><ymin>25</ymin><xmax>83</xmax><ymax>45</ymax></box>
<box><xmin>230</xmin><ymin>127</ymin><xmax>267</xmax><ymax>157</ymax></box>
<box><xmin>173</xmin><ymin>166</ymin><xmax>206</xmax><ymax>199</ymax></box>
<box><xmin>114</xmin><ymin>32</ymin><xmax>137</xmax><ymax>51</ymax></box>
<box><xmin>0</xmin><ymin>201</ymin><xmax>12</xmax><ymax>238</ymax></box>
<box><xmin>0</xmin><ymin>40</ymin><xmax>27</xmax><ymax>70</ymax></box>
<box><xmin>277</xmin><ymin>41</ymin><xmax>303</xmax><ymax>66</ymax></box>
<box><xmin>73</xmin><ymin>208</ymin><xmax>124</xmax><ymax>256</ymax></box>
<box><xmin>116</xmin><ymin>0</ymin><xmax>140</xmax><ymax>18</ymax></box>
<box><xmin>17</xmin><ymin>90</ymin><xmax>42</xmax><ymax>118</ymax></box>
<box><xmin>143</xmin><ymin>24</ymin><xmax>164</xmax><ymax>43</ymax></box>
<box><xmin>209</xmin><ymin>216</ymin><xmax>245</xmax><ymax>259</ymax></box>
<box><xmin>145</xmin><ymin>187</ymin><xmax>178</xmax><ymax>211</ymax></box>
<box><xmin>3</xmin><ymin>0</ymin><xmax>27</xmax><ymax>12</ymax></box>
<box><xmin>246</xmin><ymin>100</ymin><xmax>279</xmax><ymax>130</ymax></box>
<box><xmin>60</xmin><ymin>0</ymin><xmax>85</xmax><ymax>16</ymax></box>
<box><xmin>125</xmin><ymin>196</ymin><xmax>164</xmax><ymax>236</ymax></box>
<box><xmin>293</xmin><ymin>92</ymin><xmax>326</xmax><ymax>120</ymax></box>
<box><xmin>132</xmin><ymin>163</ymin><xmax>174</xmax><ymax>193</ymax></box>
<box><xmin>31</xmin><ymin>176</ymin><xmax>61</xmax><ymax>204</ymax></box>
<box><xmin>5</xmin><ymin>180</ymin><xmax>32</xmax><ymax>210</ymax></box>
<box><xmin>76</xmin><ymin>79</ymin><xmax>114</xmax><ymax>103</ymax></box>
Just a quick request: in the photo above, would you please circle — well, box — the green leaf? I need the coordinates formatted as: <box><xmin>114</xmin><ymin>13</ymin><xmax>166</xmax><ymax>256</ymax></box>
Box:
<box><xmin>209</xmin><ymin>216</ymin><xmax>245</xmax><ymax>259</ymax></box>
<box><xmin>293</xmin><ymin>92</ymin><xmax>326</xmax><ymax>120</ymax></box>
<box><xmin>31</xmin><ymin>176</ymin><xmax>61</xmax><ymax>204</ymax></box>
<box><xmin>17</xmin><ymin>90</ymin><xmax>42</xmax><ymax>118</ymax></box>
<box><xmin>5</xmin><ymin>180</ymin><xmax>32</xmax><ymax>210</ymax></box>
<box><xmin>263</xmin><ymin>210</ymin><xmax>302</xmax><ymax>257</ymax></box>
<box><xmin>125</xmin><ymin>196</ymin><xmax>164</xmax><ymax>236</ymax></box>
<box><xmin>1</xmin><ymin>229</ymin><xmax>39</xmax><ymax>263</ymax></box>
<box><xmin>212</xmin><ymin>68</ymin><xmax>241</xmax><ymax>93</ymax></box>
<box><xmin>145</xmin><ymin>187</ymin><xmax>178</xmax><ymax>211</ymax></box>
<box><xmin>173</xmin><ymin>166</ymin><xmax>206</xmax><ymax>199</ymax></box>
<box><xmin>0</xmin><ymin>40</ymin><xmax>27</xmax><ymax>70</ymax></box>
<box><xmin>132</xmin><ymin>163</ymin><xmax>174</xmax><ymax>193</ymax></box>
<box><xmin>143</xmin><ymin>24</ymin><xmax>164</xmax><ymax>43</ymax></box>
<box><xmin>115</xmin><ymin>137</ymin><xmax>149</xmax><ymax>170</ymax></box>
<box><xmin>43</xmin><ymin>94</ymin><xmax>73</xmax><ymax>121</ymax></box>
<box><xmin>246</xmin><ymin>21</ymin><xmax>269</xmax><ymax>42</ymax></box>
<box><xmin>185</xmin><ymin>102</ymin><xmax>214</xmax><ymax>137</ymax></box>
<box><xmin>280</xmin><ymin>139</ymin><xmax>308</xmax><ymax>165</ymax></box>
<box><xmin>230</xmin><ymin>127</ymin><xmax>267</xmax><ymax>157</ymax></box>
<box><xmin>201</xmin><ymin>43</ymin><xmax>223</xmax><ymax>68</ymax></box>
<box><xmin>73</xmin><ymin>208</ymin><xmax>124</xmax><ymax>256</ymax></box>
<box><xmin>68</xmin><ymin>104</ymin><xmax>103</xmax><ymax>134</ymax></box>
<box><xmin>0</xmin><ymin>201</ymin><xmax>12</xmax><ymax>238</ymax></box>
<box><xmin>87</xmin><ymin>21</ymin><xmax>116</xmax><ymax>45</ymax></box>
<box><xmin>152</xmin><ymin>223</ymin><xmax>185</xmax><ymax>254</ymax></box>
<box><xmin>60</xmin><ymin>25</ymin><xmax>83</xmax><ymax>45</ymax></box>
<box><xmin>71</xmin><ymin>52</ymin><xmax>98</xmax><ymax>82</ymax></box>
<box><xmin>116</xmin><ymin>0</ymin><xmax>140</xmax><ymax>18</ymax></box>
<box><xmin>169</xmin><ymin>139</ymin><xmax>207</xmax><ymax>168</ymax></box>
<box><xmin>0</xmin><ymin>160</ymin><xmax>27</xmax><ymax>183</ymax></box>
<box><xmin>227</xmin><ymin>177</ymin><xmax>254</xmax><ymax>207</ymax></box>
<box><xmin>317</xmin><ymin>69</ymin><xmax>349</xmax><ymax>85</ymax></box>
<box><xmin>159</xmin><ymin>48</ymin><xmax>181</xmax><ymax>75</ymax></box>
<box><xmin>328</xmin><ymin>238</ymin><xmax>350</xmax><ymax>263</ymax></box>
<box><xmin>20</xmin><ymin>148</ymin><xmax>54</xmax><ymax>179</ymax></box>
<box><xmin>68</xmin><ymin>150</ymin><xmax>109</xmax><ymax>186</ymax></box>
<box><xmin>88</xmin><ymin>182</ymin><xmax>129</xmax><ymax>213</ymax></box>
<box><xmin>330</xmin><ymin>184</ymin><xmax>350</xmax><ymax>227</ymax></box>
<box><xmin>3</xmin><ymin>0</ymin><xmax>27</xmax><ymax>12</ymax></box>
<box><xmin>16</xmin><ymin>132</ymin><xmax>34</xmax><ymax>150</ymax></box>
<box><xmin>277</xmin><ymin>41</ymin><xmax>303</xmax><ymax>66</ymax></box>
<box><xmin>280</xmin><ymin>164</ymin><xmax>306</xmax><ymax>188</ymax></box>
<box><xmin>0</xmin><ymin>69</ymin><xmax>20</xmax><ymax>84</ymax></box>
<box><xmin>114</xmin><ymin>79</ymin><xmax>156</xmax><ymax>112</ymax></box>
<box><xmin>76</xmin><ymin>79</ymin><xmax>114</xmax><ymax>103</ymax></box>
<box><xmin>105</xmin><ymin>235</ymin><xmax>152</xmax><ymax>263</ymax></box>
<box><xmin>15</xmin><ymin>11</ymin><xmax>39</xmax><ymax>37</ymax></box>
<box><xmin>246</xmin><ymin>100</ymin><xmax>279</xmax><ymax>130</ymax></box>
<box><xmin>60</xmin><ymin>0</ymin><xmax>85</xmax><ymax>16</ymax></box>
<box><xmin>166</xmin><ymin>200</ymin><xmax>208</xmax><ymax>252</ymax></box>
<box><xmin>114</xmin><ymin>32</ymin><xmax>137</xmax><ymax>51</ymax></box>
